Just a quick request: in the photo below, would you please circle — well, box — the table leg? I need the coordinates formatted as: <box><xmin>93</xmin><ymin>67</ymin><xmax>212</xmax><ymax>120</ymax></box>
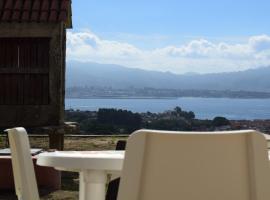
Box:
<box><xmin>79</xmin><ymin>170</ymin><xmax>107</xmax><ymax>200</ymax></box>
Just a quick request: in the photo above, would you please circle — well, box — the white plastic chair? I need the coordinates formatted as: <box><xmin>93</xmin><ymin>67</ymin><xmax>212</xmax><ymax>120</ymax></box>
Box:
<box><xmin>118</xmin><ymin>129</ymin><xmax>270</xmax><ymax>200</ymax></box>
<box><xmin>8</xmin><ymin>127</ymin><xmax>40</xmax><ymax>200</ymax></box>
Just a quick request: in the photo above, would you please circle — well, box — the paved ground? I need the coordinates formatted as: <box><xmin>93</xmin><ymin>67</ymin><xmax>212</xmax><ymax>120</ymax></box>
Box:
<box><xmin>0</xmin><ymin>190</ymin><xmax>78</xmax><ymax>200</ymax></box>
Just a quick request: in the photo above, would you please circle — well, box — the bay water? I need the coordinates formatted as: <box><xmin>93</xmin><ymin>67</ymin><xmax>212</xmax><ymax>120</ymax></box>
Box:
<box><xmin>65</xmin><ymin>97</ymin><xmax>270</xmax><ymax>120</ymax></box>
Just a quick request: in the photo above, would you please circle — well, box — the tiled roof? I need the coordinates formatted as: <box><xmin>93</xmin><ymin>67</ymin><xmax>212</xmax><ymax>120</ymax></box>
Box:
<box><xmin>0</xmin><ymin>0</ymin><xmax>72</xmax><ymax>28</ymax></box>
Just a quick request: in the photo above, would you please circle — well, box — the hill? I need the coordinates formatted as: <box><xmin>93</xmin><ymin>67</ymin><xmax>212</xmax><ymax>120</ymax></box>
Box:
<box><xmin>66</xmin><ymin>61</ymin><xmax>270</xmax><ymax>92</ymax></box>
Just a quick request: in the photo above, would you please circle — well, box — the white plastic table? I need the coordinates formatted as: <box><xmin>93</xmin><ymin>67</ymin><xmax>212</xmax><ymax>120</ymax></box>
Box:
<box><xmin>37</xmin><ymin>151</ymin><xmax>125</xmax><ymax>200</ymax></box>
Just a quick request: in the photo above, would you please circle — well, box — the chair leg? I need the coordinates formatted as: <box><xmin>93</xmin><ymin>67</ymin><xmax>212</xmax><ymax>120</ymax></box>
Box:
<box><xmin>105</xmin><ymin>178</ymin><xmax>120</xmax><ymax>200</ymax></box>
<box><xmin>105</xmin><ymin>140</ymin><xmax>126</xmax><ymax>200</ymax></box>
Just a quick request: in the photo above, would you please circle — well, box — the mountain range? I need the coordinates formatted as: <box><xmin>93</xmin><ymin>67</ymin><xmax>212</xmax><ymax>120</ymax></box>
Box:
<box><xmin>66</xmin><ymin>61</ymin><xmax>270</xmax><ymax>92</ymax></box>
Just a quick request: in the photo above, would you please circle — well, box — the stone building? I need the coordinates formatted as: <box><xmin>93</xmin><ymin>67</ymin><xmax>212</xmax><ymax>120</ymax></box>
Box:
<box><xmin>0</xmin><ymin>0</ymin><xmax>72</xmax><ymax>128</ymax></box>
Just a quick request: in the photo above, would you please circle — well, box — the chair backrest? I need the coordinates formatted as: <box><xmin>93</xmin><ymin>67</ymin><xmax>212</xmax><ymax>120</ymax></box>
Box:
<box><xmin>118</xmin><ymin>129</ymin><xmax>270</xmax><ymax>200</ymax></box>
<box><xmin>8</xmin><ymin>127</ymin><xmax>39</xmax><ymax>200</ymax></box>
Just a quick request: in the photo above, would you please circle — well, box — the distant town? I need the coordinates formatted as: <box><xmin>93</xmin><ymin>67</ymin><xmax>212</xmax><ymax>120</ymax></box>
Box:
<box><xmin>66</xmin><ymin>86</ymin><xmax>270</xmax><ymax>99</ymax></box>
<box><xmin>230</xmin><ymin>120</ymin><xmax>270</xmax><ymax>135</ymax></box>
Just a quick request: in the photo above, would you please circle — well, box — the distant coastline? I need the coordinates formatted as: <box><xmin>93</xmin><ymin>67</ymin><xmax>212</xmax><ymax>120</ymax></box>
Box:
<box><xmin>66</xmin><ymin>96</ymin><xmax>270</xmax><ymax>100</ymax></box>
<box><xmin>65</xmin><ymin>97</ymin><xmax>270</xmax><ymax>120</ymax></box>
<box><xmin>66</xmin><ymin>96</ymin><xmax>177</xmax><ymax>100</ymax></box>
<box><xmin>66</xmin><ymin>87</ymin><xmax>270</xmax><ymax>99</ymax></box>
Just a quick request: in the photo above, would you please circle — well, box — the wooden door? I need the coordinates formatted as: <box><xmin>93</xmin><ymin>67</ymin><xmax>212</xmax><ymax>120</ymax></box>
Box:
<box><xmin>0</xmin><ymin>38</ymin><xmax>50</xmax><ymax>105</ymax></box>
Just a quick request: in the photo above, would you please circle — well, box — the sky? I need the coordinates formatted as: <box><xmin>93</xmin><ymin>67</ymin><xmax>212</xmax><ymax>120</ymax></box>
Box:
<box><xmin>67</xmin><ymin>0</ymin><xmax>270</xmax><ymax>74</ymax></box>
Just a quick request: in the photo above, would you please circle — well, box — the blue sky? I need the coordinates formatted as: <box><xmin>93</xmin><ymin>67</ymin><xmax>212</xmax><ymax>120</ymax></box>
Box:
<box><xmin>67</xmin><ymin>0</ymin><xmax>270</xmax><ymax>74</ymax></box>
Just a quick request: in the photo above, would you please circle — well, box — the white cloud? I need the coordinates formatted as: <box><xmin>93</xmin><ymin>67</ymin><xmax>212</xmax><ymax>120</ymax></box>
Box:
<box><xmin>67</xmin><ymin>31</ymin><xmax>270</xmax><ymax>74</ymax></box>
<box><xmin>249</xmin><ymin>35</ymin><xmax>270</xmax><ymax>52</ymax></box>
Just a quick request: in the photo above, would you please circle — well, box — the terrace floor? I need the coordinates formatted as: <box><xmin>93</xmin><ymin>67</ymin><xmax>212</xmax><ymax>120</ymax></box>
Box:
<box><xmin>0</xmin><ymin>136</ymin><xmax>127</xmax><ymax>200</ymax></box>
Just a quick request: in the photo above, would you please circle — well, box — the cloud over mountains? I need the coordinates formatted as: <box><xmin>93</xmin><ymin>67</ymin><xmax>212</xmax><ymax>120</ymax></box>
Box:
<box><xmin>67</xmin><ymin>30</ymin><xmax>270</xmax><ymax>74</ymax></box>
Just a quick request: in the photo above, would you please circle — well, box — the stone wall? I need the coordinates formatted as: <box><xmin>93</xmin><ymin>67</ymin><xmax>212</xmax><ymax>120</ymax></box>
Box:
<box><xmin>0</xmin><ymin>23</ymin><xmax>65</xmax><ymax>127</ymax></box>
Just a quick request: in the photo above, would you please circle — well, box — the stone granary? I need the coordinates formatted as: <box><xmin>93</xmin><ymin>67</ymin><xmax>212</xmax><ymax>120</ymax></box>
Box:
<box><xmin>0</xmin><ymin>0</ymin><xmax>72</xmax><ymax>129</ymax></box>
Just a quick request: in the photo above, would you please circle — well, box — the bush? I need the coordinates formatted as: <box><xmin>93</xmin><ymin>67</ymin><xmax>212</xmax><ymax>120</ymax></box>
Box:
<box><xmin>212</xmin><ymin>116</ymin><xmax>230</xmax><ymax>127</ymax></box>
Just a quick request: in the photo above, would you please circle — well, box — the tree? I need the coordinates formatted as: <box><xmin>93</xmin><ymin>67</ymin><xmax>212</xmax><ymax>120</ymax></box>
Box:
<box><xmin>212</xmin><ymin>116</ymin><xmax>230</xmax><ymax>127</ymax></box>
<box><xmin>97</xmin><ymin>108</ymin><xmax>142</xmax><ymax>134</ymax></box>
<box><xmin>173</xmin><ymin>107</ymin><xmax>195</xmax><ymax>119</ymax></box>
<box><xmin>174</xmin><ymin>106</ymin><xmax>182</xmax><ymax>114</ymax></box>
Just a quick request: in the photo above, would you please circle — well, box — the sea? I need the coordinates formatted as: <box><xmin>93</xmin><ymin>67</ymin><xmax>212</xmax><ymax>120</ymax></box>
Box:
<box><xmin>65</xmin><ymin>97</ymin><xmax>270</xmax><ymax>120</ymax></box>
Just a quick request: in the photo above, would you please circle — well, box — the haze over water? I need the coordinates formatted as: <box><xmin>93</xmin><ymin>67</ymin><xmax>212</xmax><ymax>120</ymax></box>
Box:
<box><xmin>66</xmin><ymin>97</ymin><xmax>270</xmax><ymax>120</ymax></box>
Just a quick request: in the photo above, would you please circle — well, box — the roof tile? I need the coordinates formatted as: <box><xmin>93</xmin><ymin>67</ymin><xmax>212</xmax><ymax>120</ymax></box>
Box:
<box><xmin>12</xmin><ymin>0</ymin><xmax>23</xmax><ymax>21</ymax></box>
<box><xmin>0</xmin><ymin>1</ymin><xmax>5</xmax><ymax>10</ymax></box>
<box><xmin>41</xmin><ymin>0</ymin><xmax>49</xmax><ymax>11</ymax></box>
<box><xmin>60</xmin><ymin>0</ymin><xmax>69</xmax><ymax>10</ymax></box>
<box><xmin>0</xmin><ymin>0</ymin><xmax>72</xmax><ymax>27</ymax></box>
<box><xmin>40</xmin><ymin>0</ymin><xmax>49</xmax><ymax>21</ymax></box>
<box><xmin>49</xmin><ymin>0</ymin><xmax>59</xmax><ymax>21</ymax></box>
<box><xmin>40</xmin><ymin>11</ymin><xmax>49</xmax><ymax>21</ymax></box>
<box><xmin>21</xmin><ymin>0</ymin><xmax>32</xmax><ymax>21</ymax></box>
<box><xmin>23</xmin><ymin>0</ymin><xmax>32</xmax><ymax>10</ymax></box>
<box><xmin>2</xmin><ymin>0</ymin><xmax>13</xmax><ymax>21</ymax></box>
<box><xmin>4</xmin><ymin>0</ymin><xmax>13</xmax><ymax>9</ymax></box>
<box><xmin>14</xmin><ymin>0</ymin><xmax>22</xmax><ymax>9</ymax></box>
<box><xmin>32</xmin><ymin>0</ymin><xmax>41</xmax><ymax>10</ymax></box>
<box><xmin>58</xmin><ymin>10</ymin><xmax>67</xmax><ymax>21</ymax></box>
<box><xmin>31</xmin><ymin>0</ymin><xmax>41</xmax><ymax>21</ymax></box>
<box><xmin>2</xmin><ymin>10</ymin><xmax>11</xmax><ymax>21</ymax></box>
<box><xmin>0</xmin><ymin>1</ymin><xmax>4</xmax><ymax>21</ymax></box>
<box><xmin>50</xmin><ymin>0</ymin><xmax>59</xmax><ymax>10</ymax></box>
